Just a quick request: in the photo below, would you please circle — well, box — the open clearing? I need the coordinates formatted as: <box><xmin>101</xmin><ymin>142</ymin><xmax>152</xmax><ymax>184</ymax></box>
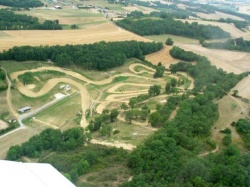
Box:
<box><xmin>0</xmin><ymin>22</ymin><xmax>150</xmax><ymax>51</ymax></box>
<box><xmin>176</xmin><ymin>43</ymin><xmax>250</xmax><ymax>74</ymax></box>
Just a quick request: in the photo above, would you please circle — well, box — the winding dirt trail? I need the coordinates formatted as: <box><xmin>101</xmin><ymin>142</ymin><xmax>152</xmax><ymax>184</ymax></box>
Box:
<box><xmin>5</xmin><ymin>63</ymin><xmax>194</xmax><ymax>151</ymax></box>
<box><xmin>0</xmin><ymin>68</ymin><xmax>19</xmax><ymax>118</ymax></box>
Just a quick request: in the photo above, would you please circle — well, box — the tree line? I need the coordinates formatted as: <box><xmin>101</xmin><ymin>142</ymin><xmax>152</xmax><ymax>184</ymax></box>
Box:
<box><xmin>116</xmin><ymin>17</ymin><xmax>230</xmax><ymax>40</ymax></box>
<box><xmin>0</xmin><ymin>68</ymin><xmax>7</xmax><ymax>91</ymax></box>
<box><xmin>202</xmin><ymin>37</ymin><xmax>250</xmax><ymax>53</ymax></box>
<box><xmin>0</xmin><ymin>41</ymin><xmax>163</xmax><ymax>70</ymax></box>
<box><xmin>121</xmin><ymin>47</ymin><xmax>248</xmax><ymax>186</ymax></box>
<box><xmin>0</xmin><ymin>0</ymin><xmax>43</xmax><ymax>8</ymax></box>
<box><xmin>0</xmin><ymin>9</ymin><xmax>62</xmax><ymax>30</ymax></box>
<box><xmin>6</xmin><ymin>127</ymin><xmax>86</xmax><ymax>160</ymax></box>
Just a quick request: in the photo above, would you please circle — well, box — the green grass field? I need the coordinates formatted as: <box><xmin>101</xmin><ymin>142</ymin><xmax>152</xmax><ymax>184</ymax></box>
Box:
<box><xmin>29</xmin><ymin>92</ymin><xmax>81</xmax><ymax>130</ymax></box>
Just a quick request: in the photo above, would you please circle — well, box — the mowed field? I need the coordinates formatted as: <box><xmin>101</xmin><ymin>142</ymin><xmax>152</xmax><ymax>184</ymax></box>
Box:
<box><xmin>178</xmin><ymin>19</ymin><xmax>250</xmax><ymax>40</ymax></box>
<box><xmin>15</xmin><ymin>8</ymin><xmax>106</xmax><ymax>28</ymax></box>
<box><xmin>196</xmin><ymin>11</ymin><xmax>245</xmax><ymax>21</ymax></box>
<box><xmin>175</xmin><ymin>43</ymin><xmax>250</xmax><ymax>74</ymax></box>
<box><xmin>0</xmin><ymin>22</ymin><xmax>150</xmax><ymax>51</ymax></box>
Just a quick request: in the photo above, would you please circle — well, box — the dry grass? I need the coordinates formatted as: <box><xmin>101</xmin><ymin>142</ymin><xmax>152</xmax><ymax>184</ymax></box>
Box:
<box><xmin>175</xmin><ymin>43</ymin><xmax>250</xmax><ymax>74</ymax></box>
<box><xmin>146</xmin><ymin>46</ymin><xmax>180</xmax><ymax>67</ymax></box>
<box><xmin>196</xmin><ymin>11</ymin><xmax>244</xmax><ymax>21</ymax></box>
<box><xmin>233</xmin><ymin>76</ymin><xmax>250</xmax><ymax>100</ymax></box>
<box><xmin>177</xmin><ymin>19</ymin><xmax>250</xmax><ymax>40</ymax></box>
<box><xmin>15</xmin><ymin>8</ymin><xmax>106</xmax><ymax>28</ymax></box>
<box><xmin>0</xmin><ymin>126</ymin><xmax>45</xmax><ymax>159</ymax></box>
<box><xmin>212</xmin><ymin>95</ymin><xmax>249</xmax><ymax>152</ymax></box>
<box><xmin>0</xmin><ymin>22</ymin><xmax>150</xmax><ymax>52</ymax></box>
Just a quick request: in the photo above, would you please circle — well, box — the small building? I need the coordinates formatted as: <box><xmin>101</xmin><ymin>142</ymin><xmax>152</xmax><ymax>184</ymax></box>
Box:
<box><xmin>18</xmin><ymin>106</ymin><xmax>31</xmax><ymax>113</ymax></box>
<box><xmin>59</xmin><ymin>85</ymin><xmax>65</xmax><ymax>90</ymax></box>
<box><xmin>65</xmin><ymin>85</ymin><xmax>71</xmax><ymax>91</ymax></box>
<box><xmin>55</xmin><ymin>5</ymin><xmax>62</xmax><ymax>9</ymax></box>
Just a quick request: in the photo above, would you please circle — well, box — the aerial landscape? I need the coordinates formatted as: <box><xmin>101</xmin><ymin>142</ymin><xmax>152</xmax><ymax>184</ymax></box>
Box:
<box><xmin>0</xmin><ymin>0</ymin><xmax>250</xmax><ymax>186</ymax></box>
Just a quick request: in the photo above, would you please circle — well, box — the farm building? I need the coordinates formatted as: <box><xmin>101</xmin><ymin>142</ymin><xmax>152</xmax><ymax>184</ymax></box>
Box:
<box><xmin>55</xmin><ymin>5</ymin><xmax>62</xmax><ymax>9</ymax></box>
<box><xmin>0</xmin><ymin>160</ymin><xmax>76</xmax><ymax>187</ymax></box>
<box><xmin>18</xmin><ymin>106</ymin><xmax>31</xmax><ymax>113</ymax></box>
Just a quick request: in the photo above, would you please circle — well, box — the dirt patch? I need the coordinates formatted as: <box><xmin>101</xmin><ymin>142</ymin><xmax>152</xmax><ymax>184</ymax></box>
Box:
<box><xmin>176</xmin><ymin>43</ymin><xmax>250</xmax><ymax>74</ymax></box>
<box><xmin>0</xmin><ymin>120</ymin><xmax>8</xmax><ymax>130</ymax></box>
<box><xmin>25</xmin><ymin>84</ymin><xmax>36</xmax><ymax>90</ymax></box>
<box><xmin>146</xmin><ymin>46</ymin><xmax>179</xmax><ymax>67</ymax></box>
<box><xmin>232</xmin><ymin>75</ymin><xmax>250</xmax><ymax>100</ymax></box>
<box><xmin>90</xmin><ymin>139</ymin><xmax>136</xmax><ymax>151</ymax></box>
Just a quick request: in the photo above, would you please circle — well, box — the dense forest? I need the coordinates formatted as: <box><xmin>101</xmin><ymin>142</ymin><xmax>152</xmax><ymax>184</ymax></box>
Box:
<box><xmin>0</xmin><ymin>0</ymin><xmax>43</xmax><ymax>8</ymax></box>
<box><xmin>121</xmin><ymin>47</ymin><xmax>248</xmax><ymax>186</ymax></box>
<box><xmin>0</xmin><ymin>9</ymin><xmax>62</xmax><ymax>30</ymax></box>
<box><xmin>116</xmin><ymin>17</ymin><xmax>230</xmax><ymax>40</ymax></box>
<box><xmin>202</xmin><ymin>37</ymin><xmax>250</xmax><ymax>52</ymax></box>
<box><xmin>0</xmin><ymin>41</ymin><xmax>163</xmax><ymax>70</ymax></box>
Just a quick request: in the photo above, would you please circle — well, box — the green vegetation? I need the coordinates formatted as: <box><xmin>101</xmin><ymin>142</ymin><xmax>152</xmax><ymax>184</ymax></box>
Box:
<box><xmin>116</xmin><ymin>16</ymin><xmax>230</xmax><ymax>40</ymax></box>
<box><xmin>120</xmin><ymin>47</ymin><xmax>248</xmax><ymax>186</ymax></box>
<box><xmin>0</xmin><ymin>0</ymin><xmax>43</xmax><ymax>8</ymax></box>
<box><xmin>0</xmin><ymin>68</ymin><xmax>7</xmax><ymax>91</ymax></box>
<box><xmin>0</xmin><ymin>41</ymin><xmax>163</xmax><ymax>70</ymax></box>
<box><xmin>0</xmin><ymin>9</ymin><xmax>62</xmax><ymax>30</ymax></box>
<box><xmin>40</xmin><ymin>144</ymin><xmax>129</xmax><ymax>184</ymax></box>
<box><xmin>203</xmin><ymin>37</ymin><xmax>250</xmax><ymax>53</ymax></box>
<box><xmin>165</xmin><ymin>37</ymin><xmax>173</xmax><ymax>46</ymax></box>
<box><xmin>218</xmin><ymin>18</ymin><xmax>249</xmax><ymax>30</ymax></box>
<box><xmin>6</xmin><ymin>128</ymin><xmax>87</xmax><ymax>160</ymax></box>
<box><xmin>234</xmin><ymin>119</ymin><xmax>250</xmax><ymax>149</ymax></box>
<box><xmin>0</xmin><ymin>121</ymin><xmax>18</xmax><ymax>136</ymax></box>
<box><xmin>170</xmin><ymin>46</ymin><xmax>200</xmax><ymax>62</ymax></box>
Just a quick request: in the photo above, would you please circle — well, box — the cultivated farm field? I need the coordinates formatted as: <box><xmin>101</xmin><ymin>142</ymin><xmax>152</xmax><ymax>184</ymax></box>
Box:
<box><xmin>0</xmin><ymin>22</ymin><xmax>150</xmax><ymax>52</ymax></box>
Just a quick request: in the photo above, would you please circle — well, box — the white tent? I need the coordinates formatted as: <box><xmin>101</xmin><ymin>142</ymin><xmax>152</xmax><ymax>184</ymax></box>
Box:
<box><xmin>0</xmin><ymin>160</ymin><xmax>76</xmax><ymax>187</ymax></box>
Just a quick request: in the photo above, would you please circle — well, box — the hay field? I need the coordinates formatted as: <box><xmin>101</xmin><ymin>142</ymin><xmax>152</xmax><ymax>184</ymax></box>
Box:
<box><xmin>176</xmin><ymin>43</ymin><xmax>250</xmax><ymax>74</ymax></box>
<box><xmin>233</xmin><ymin>76</ymin><xmax>250</xmax><ymax>100</ymax></box>
<box><xmin>238</xmin><ymin>5</ymin><xmax>250</xmax><ymax>16</ymax></box>
<box><xmin>146</xmin><ymin>46</ymin><xmax>179</xmax><ymax>67</ymax></box>
<box><xmin>0</xmin><ymin>23</ymin><xmax>150</xmax><ymax>52</ymax></box>
<box><xmin>178</xmin><ymin>19</ymin><xmax>250</xmax><ymax>40</ymax></box>
<box><xmin>15</xmin><ymin>8</ymin><xmax>106</xmax><ymax>28</ymax></box>
<box><xmin>196</xmin><ymin>11</ymin><xmax>244</xmax><ymax>21</ymax></box>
